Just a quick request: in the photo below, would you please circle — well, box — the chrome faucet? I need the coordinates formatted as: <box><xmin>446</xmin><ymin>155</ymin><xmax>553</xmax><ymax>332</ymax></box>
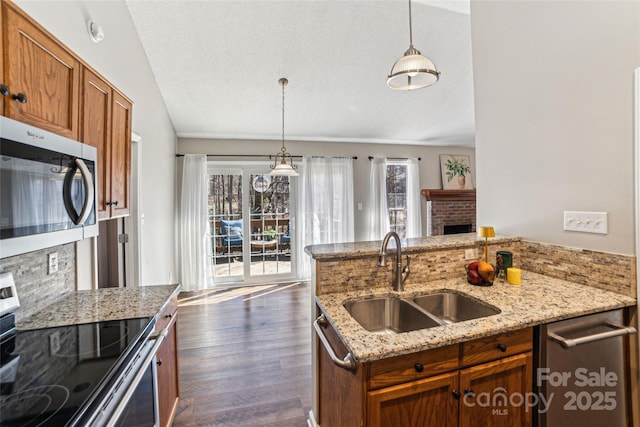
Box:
<box><xmin>377</xmin><ymin>231</ymin><xmax>410</xmax><ymax>291</ymax></box>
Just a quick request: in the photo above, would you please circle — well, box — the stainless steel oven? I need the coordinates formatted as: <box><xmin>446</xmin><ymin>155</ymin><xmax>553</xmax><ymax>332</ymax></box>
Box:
<box><xmin>0</xmin><ymin>116</ymin><xmax>98</xmax><ymax>258</ymax></box>
<box><xmin>0</xmin><ymin>314</ymin><xmax>165</xmax><ymax>427</ymax></box>
<box><xmin>85</xmin><ymin>326</ymin><xmax>166</xmax><ymax>427</ymax></box>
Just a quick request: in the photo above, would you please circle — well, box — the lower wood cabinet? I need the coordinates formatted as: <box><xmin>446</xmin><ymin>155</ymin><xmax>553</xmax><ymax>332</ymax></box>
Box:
<box><xmin>316</xmin><ymin>305</ymin><xmax>533</xmax><ymax>427</ymax></box>
<box><xmin>367</xmin><ymin>371</ymin><xmax>459</xmax><ymax>427</ymax></box>
<box><xmin>458</xmin><ymin>353</ymin><xmax>532</xmax><ymax>427</ymax></box>
<box><xmin>156</xmin><ymin>297</ymin><xmax>180</xmax><ymax>427</ymax></box>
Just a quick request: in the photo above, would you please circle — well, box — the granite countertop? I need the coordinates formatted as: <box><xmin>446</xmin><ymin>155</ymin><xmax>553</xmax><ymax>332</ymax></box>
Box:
<box><xmin>305</xmin><ymin>233</ymin><xmax>518</xmax><ymax>260</ymax></box>
<box><xmin>16</xmin><ymin>284</ymin><xmax>181</xmax><ymax>330</ymax></box>
<box><xmin>316</xmin><ymin>272</ymin><xmax>637</xmax><ymax>362</ymax></box>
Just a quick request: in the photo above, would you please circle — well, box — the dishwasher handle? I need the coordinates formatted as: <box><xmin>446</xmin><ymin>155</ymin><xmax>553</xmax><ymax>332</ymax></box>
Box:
<box><xmin>313</xmin><ymin>314</ymin><xmax>356</xmax><ymax>372</ymax></box>
<box><xmin>548</xmin><ymin>322</ymin><xmax>637</xmax><ymax>349</ymax></box>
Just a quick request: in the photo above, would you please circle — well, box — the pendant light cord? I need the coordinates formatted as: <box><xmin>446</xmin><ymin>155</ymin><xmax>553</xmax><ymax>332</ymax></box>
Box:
<box><xmin>408</xmin><ymin>0</ymin><xmax>413</xmax><ymax>47</ymax></box>
<box><xmin>281</xmin><ymin>80</ymin><xmax>286</xmax><ymax>153</ymax></box>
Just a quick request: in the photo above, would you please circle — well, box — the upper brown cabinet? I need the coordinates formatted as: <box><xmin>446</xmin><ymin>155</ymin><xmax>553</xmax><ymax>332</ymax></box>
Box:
<box><xmin>2</xmin><ymin>1</ymin><xmax>132</xmax><ymax>220</ymax></box>
<box><xmin>1</xmin><ymin>1</ymin><xmax>80</xmax><ymax>139</ymax></box>
<box><xmin>81</xmin><ymin>68</ymin><xmax>132</xmax><ymax>219</ymax></box>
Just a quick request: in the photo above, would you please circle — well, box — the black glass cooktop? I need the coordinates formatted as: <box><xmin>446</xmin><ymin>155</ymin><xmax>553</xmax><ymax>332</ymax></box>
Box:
<box><xmin>0</xmin><ymin>317</ymin><xmax>153</xmax><ymax>426</ymax></box>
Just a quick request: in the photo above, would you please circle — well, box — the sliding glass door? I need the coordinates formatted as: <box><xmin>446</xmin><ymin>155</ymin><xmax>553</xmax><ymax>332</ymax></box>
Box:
<box><xmin>208</xmin><ymin>164</ymin><xmax>295</xmax><ymax>285</ymax></box>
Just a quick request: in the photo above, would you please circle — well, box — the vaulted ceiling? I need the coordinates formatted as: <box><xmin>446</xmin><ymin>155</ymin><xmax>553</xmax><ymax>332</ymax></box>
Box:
<box><xmin>125</xmin><ymin>0</ymin><xmax>474</xmax><ymax>146</ymax></box>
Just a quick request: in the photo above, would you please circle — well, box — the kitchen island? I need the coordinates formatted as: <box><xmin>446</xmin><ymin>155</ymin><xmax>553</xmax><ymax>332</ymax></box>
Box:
<box><xmin>306</xmin><ymin>234</ymin><xmax>637</xmax><ymax>427</ymax></box>
<box><xmin>316</xmin><ymin>272</ymin><xmax>636</xmax><ymax>362</ymax></box>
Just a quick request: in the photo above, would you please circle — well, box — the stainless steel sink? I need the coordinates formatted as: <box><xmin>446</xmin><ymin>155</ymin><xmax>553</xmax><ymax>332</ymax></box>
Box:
<box><xmin>343</xmin><ymin>297</ymin><xmax>442</xmax><ymax>334</ymax></box>
<box><xmin>412</xmin><ymin>292</ymin><xmax>500</xmax><ymax>324</ymax></box>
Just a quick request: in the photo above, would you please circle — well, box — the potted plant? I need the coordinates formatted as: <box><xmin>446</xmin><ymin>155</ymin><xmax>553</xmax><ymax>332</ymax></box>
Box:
<box><xmin>263</xmin><ymin>229</ymin><xmax>277</xmax><ymax>241</ymax></box>
<box><xmin>444</xmin><ymin>157</ymin><xmax>471</xmax><ymax>188</ymax></box>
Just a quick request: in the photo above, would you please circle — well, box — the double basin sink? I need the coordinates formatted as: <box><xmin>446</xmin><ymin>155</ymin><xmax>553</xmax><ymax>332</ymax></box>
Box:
<box><xmin>343</xmin><ymin>292</ymin><xmax>500</xmax><ymax>335</ymax></box>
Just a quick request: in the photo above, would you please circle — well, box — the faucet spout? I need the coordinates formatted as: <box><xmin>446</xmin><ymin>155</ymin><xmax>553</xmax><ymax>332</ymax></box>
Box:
<box><xmin>378</xmin><ymin>231</ymin><xmax>410</xmax><ymax>291</ymax></box>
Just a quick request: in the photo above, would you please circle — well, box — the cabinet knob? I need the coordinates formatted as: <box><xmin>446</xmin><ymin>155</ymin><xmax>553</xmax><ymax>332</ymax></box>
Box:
<box><xmin>157</xmin><ymin>359</ymin><xmax>162</xmax><ymax>366</ymax></box>
<box><xmin>464</xmin><ymin>388</ymin><xmax>474</xmax><ymax>397</ymax></box>
<box><xmin>414</xmin><ymin>363</ymin><xmax>424</xmax><ymax>373</ymax></box>
<box><xmin>452</xmin><ymin>390</ymin><xmax>461</xmax><ymax>399</ymax></box>
<box><xmin>165</xmin><ymin>313</ymin><xmax>173</xmax><ymax>319</ymax></box>
<box><xmin>12</xmin><ymin>93</ymin><xmax>27</xmax><ymax>103</ymax></box>
<box><xmin>0</xmin><ymin>84</ymin><xmax>9</xmax><ymax>96</ymax></box>
<box><xmin>497</xmin><ymin>343</ymin><xmax>507</xmax><ymax>352</ymax></box>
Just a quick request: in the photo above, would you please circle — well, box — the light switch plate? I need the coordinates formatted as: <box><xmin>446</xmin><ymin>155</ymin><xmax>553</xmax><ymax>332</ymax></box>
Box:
<box><xmin>563</xmin><ymin>211</ymin><xmax>608</xmax><ymax>234</ymax></box>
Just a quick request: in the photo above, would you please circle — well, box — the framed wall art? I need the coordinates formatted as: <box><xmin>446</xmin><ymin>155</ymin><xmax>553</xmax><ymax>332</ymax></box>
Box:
<box><xmin>440</xmin><ymin>154</ymin><xmax>474</xmax><ymax>190</ymax></box>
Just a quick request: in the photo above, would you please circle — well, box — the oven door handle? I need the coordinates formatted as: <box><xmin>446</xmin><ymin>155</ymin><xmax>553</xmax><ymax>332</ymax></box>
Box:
<box><xmin>105</xmin><ymin>329</ymin><xmax>168</xmax><ymax>427</ymax></box>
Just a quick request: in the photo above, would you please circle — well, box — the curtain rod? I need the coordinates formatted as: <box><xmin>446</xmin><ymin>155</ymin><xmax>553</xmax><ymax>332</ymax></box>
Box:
<box><xmin>368</xmin><ymin>156</ymin><xmax>422</xmax><ymax>161</ymax></box>
<box><xmin>176</xmin><ymin>154</ymin><xmax>357</xmax><ymax>160</ymax></box>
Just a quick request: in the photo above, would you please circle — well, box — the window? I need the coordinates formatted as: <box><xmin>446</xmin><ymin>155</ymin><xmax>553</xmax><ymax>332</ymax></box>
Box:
<box><xmin>386</xmin><ymin>163</ymin><xmax>408</xmax><ymax>238</ymax></box>
<box><xmin>369</xmin><ymin>157</ymin><xmax>421</xmax><ymax>240</ymax></box>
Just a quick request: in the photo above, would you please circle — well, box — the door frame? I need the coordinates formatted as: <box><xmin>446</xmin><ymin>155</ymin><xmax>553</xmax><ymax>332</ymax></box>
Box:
<box><xmin>632</xmin><ymin>67</ymin><xmax>640</xmax><ymax>425</ymax></box>
<box><xmin>124</xmin><ymin>131</ymin><xmax>143</xmax><ymax>287</ymax></box>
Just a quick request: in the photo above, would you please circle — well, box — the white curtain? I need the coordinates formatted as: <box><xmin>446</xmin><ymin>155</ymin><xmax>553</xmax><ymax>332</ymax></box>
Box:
<box><xmin>368</xmin><ymin>157</ymin><xmax>389</xmax><ymax>240</ymax></box>
<box><xmin>405</xmin><ymin>158</ymin><xmax>423</xmax><ymax>238</ymax></box>
<box><xmin>297</xmin><ymin>156</ymin><xmax>354</xmax><ymax>279</ymax></box>
<box><xmin>179</xmin><ymin>154</ymin><xmax>211</xmax><ymax>291</ymax></box>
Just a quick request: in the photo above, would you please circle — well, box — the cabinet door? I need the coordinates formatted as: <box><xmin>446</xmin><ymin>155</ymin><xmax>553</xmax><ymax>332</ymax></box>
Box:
<box><xmin>156</xmin><ymin>312</ymin><xmax>180</xmax><ymax>427</ymax></box>
<box><xmin>459</xmin><ymin>352</ymin><xmax>532</xmax><ymax>427</ymax></box>
<box><xmin>367</xmin><ymin>371</ymin><xmax>459</xmax><ymax>427</ymax></box>
<box><xmin>2</xmin><ymin>3</ymin><xmax>79</xmax><ymax>139</ymax></box>
<box><xmin>110</xmin><ymin>91</ymin><xmax>132</xmax><ymax>217</ymax></box>
<box><xmin>81</xmin><ymin>67</ymin><xmax>112</xmax><ymax>220</ymax></box>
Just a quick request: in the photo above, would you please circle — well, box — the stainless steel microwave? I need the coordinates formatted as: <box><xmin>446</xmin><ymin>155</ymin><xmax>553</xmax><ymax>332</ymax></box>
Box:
<box><xmin>0</xmin><ymin>116</ymin><xmax>98</xmax><ymax>258</ymax></box>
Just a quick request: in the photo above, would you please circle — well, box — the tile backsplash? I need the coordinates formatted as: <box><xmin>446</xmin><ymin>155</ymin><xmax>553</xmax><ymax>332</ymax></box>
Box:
<box><xmin>0</xmin><ymin>243</ymin><xmax>76</xmax><ymax>322</ymax></box>
<box><xmin>314</xmin><ymin>238</ymin><xmax>636</xmax><ymax>298</ymax></box>
<box><xmin>520</xmin><ymin>240</ymin><xmax>636</xmax><ymax>298</ymax></box>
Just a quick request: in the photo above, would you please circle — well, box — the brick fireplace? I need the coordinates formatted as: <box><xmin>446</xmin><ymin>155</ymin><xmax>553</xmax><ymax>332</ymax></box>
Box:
<box><xmin>421</xmin><ymin>189</ymin><xmax>476</xmax><ymax>236</ymax></box>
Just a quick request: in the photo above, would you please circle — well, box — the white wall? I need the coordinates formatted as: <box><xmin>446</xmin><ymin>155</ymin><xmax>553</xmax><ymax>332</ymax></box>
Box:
<box><xmin>15</xmin><ymin>1</ymin><xmax>178</xmax><ymax>286</ymax></box>
<box><xmin>471</xmin><ymin>0</ymin><xmax>640</xmax><ymax>255</ymax></box>
<box><xmin>179</xmin><ymin>138</ymin><xmax>475</xmax><ymax>241</ymax></box>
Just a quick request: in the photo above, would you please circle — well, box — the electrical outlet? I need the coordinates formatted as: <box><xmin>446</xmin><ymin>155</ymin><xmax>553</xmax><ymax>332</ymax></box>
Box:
<box><xmin>464</xmin><ymin>248</ymin><xmax>478</xmax><ymax>260</ymax></box>
<box><xmin>48</xmin><ymin>252</ymin><xmax>58</xmax><ymax>274</ymax></box>
<box><xmin>563</xmin><ymin>211</ymin><xmax>608</xmax><ymax>234</ymax></box>
<box><xmin>49</xmin><ymin>331</ymin><xmax>60</xmax><ymax>355</ymax></box>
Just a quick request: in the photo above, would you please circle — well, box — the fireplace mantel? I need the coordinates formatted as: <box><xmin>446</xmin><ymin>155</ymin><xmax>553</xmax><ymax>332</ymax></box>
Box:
<box><xmin>421</xmin><ymin>189</ymin><xmax>476</xmax><ymax>202</ymax></box>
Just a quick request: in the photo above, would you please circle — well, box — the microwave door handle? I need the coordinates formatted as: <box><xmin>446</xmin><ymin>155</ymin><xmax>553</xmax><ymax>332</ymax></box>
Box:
<box><xmin>63</xmin><ymin>163</ymin><xmax>80</xmax><ymax>224</ymax></box>
<box><xmin>75</xmin><ymin>158</ymin><xmax>94</xmax><ymax>225</ymax></box>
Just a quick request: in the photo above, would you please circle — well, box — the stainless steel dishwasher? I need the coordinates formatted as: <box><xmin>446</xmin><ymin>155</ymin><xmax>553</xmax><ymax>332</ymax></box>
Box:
<box><xmin>536</xmin><ymin>309</ymin><xmax>636</xmax><ymax>427</ymax></box>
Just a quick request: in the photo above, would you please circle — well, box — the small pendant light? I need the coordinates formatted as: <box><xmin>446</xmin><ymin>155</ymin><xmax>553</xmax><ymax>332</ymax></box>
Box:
<box><xmin>387</xmin><ymin>0</ymin><xmax>440</xmax><ymax>90</ymax></box>
<box><xmin>270</xmin><ymin>77</ymin><xmax>298</xmax><ymax>176</ymax></box>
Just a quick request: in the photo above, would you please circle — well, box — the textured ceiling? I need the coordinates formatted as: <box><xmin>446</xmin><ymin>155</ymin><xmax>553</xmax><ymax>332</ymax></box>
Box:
<box><xmin>125</xmin><ymin>0</ymin><xmax>474</xmax><ymax>146</ymax></box>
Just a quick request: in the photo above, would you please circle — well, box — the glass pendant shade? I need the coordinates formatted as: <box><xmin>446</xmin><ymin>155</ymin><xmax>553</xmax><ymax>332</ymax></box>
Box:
<box><xmin>269</xmin><ymin>153</ymin><xmax>298</xmax><ymax>176</ymax></box>
<box><xmin>270</xmin><ymin>161</ymin><xmax>298</xmax><ymax>176</ymax></box>
<box><xmin>387</xmin><ymin>0</ymin><xmax>440</xmax><ymax>90</ymax></box>
<box><xmin>387</xmin><ymin>46</ymin><xmax>439</xmax><ymax>90</ymax></box>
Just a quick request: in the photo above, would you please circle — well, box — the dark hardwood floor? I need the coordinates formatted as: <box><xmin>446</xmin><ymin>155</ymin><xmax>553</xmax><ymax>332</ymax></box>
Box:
<box><xmin>173</xmin><ymin>282</ymin><xmax>312</xmax><ymax>426</ymax></box>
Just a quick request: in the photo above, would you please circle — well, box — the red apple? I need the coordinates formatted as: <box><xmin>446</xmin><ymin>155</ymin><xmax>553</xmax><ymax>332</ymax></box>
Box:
<box><xmin>467</xmin><ymin>270</ymin><xmax>482</xmax><ymax>285</ymax></box>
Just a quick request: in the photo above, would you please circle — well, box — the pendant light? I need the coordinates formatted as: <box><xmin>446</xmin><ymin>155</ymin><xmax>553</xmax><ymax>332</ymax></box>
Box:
<box><xmin>270</xmin><ymin>77</ymin><xmax>298</xmax><ymax>176</ymax></box>
<box><xmin>387</xmin><ymin>0</ymin><xmax>440</xmax><ymax>90</ymax></box>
